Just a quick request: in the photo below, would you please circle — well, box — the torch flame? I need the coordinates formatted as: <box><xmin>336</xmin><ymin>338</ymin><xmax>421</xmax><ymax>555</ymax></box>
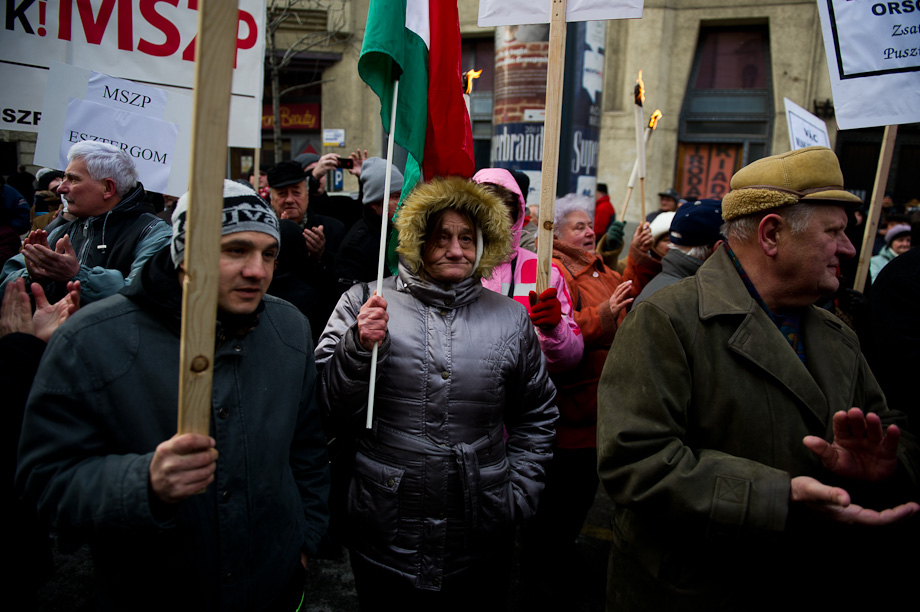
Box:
<box><xmin>634</xmin><ymin>70</ymin><xmax>645</xmax><ymax>107</ymax></box>
<box><xmin>648</xmin><ymin>109</ymin><xmax>662</xmax><ymax>130</ymax></box>
<box><xmin>464</xmin><ymin>69</ymin><xmax>483</xmax><ymax>94</ymax></box>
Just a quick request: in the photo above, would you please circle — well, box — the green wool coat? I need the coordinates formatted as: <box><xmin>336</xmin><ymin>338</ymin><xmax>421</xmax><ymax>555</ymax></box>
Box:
<box><xmin>597</xmin><ymin>248</ymin><xmax>919</xmax><ymax>611</ymax></box>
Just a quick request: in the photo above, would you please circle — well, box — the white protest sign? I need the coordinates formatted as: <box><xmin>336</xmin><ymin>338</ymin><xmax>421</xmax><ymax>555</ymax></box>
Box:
<box><xmin>87</xmin><ymin>72</ymin><xmax>168</xmax><ymax>118</ymax></box>
<box><xmin>0</xmin><ymin>61</ymin><xmax>46</xmax><ymax>132</ymax></box>
<box><xmin>784</xmin><ymin>98</ymin><xmax>831</xmax><ymax>151</ymax></box>
<box><xmin>479</xmin><ymin>0</ymin><xmax>643</xmax><ymax>26</ymax></box>
<box><xmin>0</xmin><ymin>0</ymin><xmax>265</xmax><ymax>146</ymax></box>
<box><xmin>59</xmin><ymin>98</ymin><xmax>178</xmax><ymax>194</ymax></box>
<box><xmin>35</xmin><ymin>62</ymin><xmax>191</xmax><ymax>196</ymax></box>
<box><xmin>816</xmin><ymin>0</ymin><xmax>920</xmax><ymax>129</ymax></box>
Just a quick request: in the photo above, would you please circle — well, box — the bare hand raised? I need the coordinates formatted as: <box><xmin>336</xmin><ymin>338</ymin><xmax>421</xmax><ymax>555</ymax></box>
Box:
<box><xmin>633</xmin><ymin>223</ymin><xmax>653</xmax><ymax>253</ymax></box>
<box><xmin>149</xmin><ymin>434</ymin><xmax>218</xmax><ymax>503</ymax></box>
<box><xmin>31</xmin><ymin>280</ymin><xmax>81</xmax><ymax>342</ymax></box>
<box><xmin>349</xmin><ymin>148</ymin><xmax>368</xmax><ymax>177</ymax></box>
<box><xmin>357</xmin><ymin>293</ymin><xmax>388</xmax><ymax>351</ymax></box>
<box><xmin>803</xmin><ymin>408</ymin><xmax>900</xmax><ymax>482</ymax></box>
<box><xmin>311</xmin><ymin>153</ymin><xmax>340</xmax><ymax>179</ymax></box>
<box><xmin>303</xmin><ymin>225</ymin><xmax>326</xmax><ymax>259</ymax></box>
<box><xmin>22</xmin><ymin>233</ymin><xmax>80</xmax><ymax>282</ymax></box>
<box><xmin>607</xmin><ymin>280</ymin><xmax>634</xmax><ymax>320</ymax></box>
<box><xmin>0</xmin><ymin>278</ymin><xmax>33</xmax><ymax>338</ymax></box>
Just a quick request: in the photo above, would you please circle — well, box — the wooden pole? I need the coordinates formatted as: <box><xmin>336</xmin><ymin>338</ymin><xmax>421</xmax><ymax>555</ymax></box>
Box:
<box><xmin>366</xmin><ymin>78</ymin><xmax>400</xmax><ymax>430</ymax></box>
<box><xmin>535</xmin><ymin>0</ymin><xmax>567</xmax><ymax>293</ymax></box>
<box><xmin>853</xmin><ymin>124</ymin><xmax>898</xmax><ymax>293</ymax></box>
<box><xmin>253</xmin><ymin>107</ymin><xmax>261</xmax><ymax>190</ymax></box>
<box><xmin>177</xmin><ymin>1</ymin><xmax>239</xmax><ymax>435</ymax></box>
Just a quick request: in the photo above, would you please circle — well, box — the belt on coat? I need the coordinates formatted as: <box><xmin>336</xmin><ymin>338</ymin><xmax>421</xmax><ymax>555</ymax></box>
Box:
<box><xmin>370</xmin><ymin>423</ymin><xmax>505</xmax><ymax>530</ymax></box>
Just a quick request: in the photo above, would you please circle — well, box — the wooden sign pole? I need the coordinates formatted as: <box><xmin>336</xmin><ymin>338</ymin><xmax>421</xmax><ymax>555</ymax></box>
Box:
<box><xmin>535</xmin><ymin>0</ymin><xmax>567</xmax><ymax>293</ymax></box>
<box><xmin>853</xmin><ymin>124</ymin><xmax>897</xmax><ymax>293</ymax></box>
<box><xmin>177</xmin><ymin>1</ymin><xmax>239</xmax><ymax>435</ymax></box>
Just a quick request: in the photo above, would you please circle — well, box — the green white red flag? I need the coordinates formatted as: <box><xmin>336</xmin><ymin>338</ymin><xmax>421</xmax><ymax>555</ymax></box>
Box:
<box><xmin>358</xmin><ymin>0</ymin><xmax>475</xmax><ymax>199</ymax></box>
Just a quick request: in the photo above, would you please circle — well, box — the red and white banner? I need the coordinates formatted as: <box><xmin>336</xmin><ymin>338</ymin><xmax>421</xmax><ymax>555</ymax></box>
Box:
<box><xmin>0</xmin><ymin>0</ymin><xmax>265</xmax><ymax>146</ymax></box>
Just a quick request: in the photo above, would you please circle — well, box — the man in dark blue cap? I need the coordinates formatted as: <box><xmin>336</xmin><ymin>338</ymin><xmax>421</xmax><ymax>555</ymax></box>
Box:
<box><xmin>633</xmin><ymin>198</ymin><xmax>723</xmax><ymax>305</ymax></box>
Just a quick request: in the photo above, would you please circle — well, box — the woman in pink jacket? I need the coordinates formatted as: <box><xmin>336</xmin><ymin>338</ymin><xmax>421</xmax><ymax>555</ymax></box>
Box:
<box><xmin>472</xmin><ymin>168</ymin><xmax>583</xmax><ymax>373</ymax></box>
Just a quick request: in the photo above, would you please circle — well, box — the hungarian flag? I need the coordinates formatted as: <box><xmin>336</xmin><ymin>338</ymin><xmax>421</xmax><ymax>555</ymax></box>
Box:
<box><xmin>358</xmin><ymin>0</ymin><xmax>476</xmax><ymax>200</ymax></box>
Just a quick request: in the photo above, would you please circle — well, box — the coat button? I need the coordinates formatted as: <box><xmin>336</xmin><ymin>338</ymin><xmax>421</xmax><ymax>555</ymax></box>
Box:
<box><xmin>440</xmin><ymin>308</ymin><xmax>449</xmax><ymax>316</ymax></box>
<box><xmin>441</xmin><ymin>371</ymin><xmax>449</xmax><ymax>379</ymax></box>
<box><xmin>218</xmin><ymin>407</ymin><xmax>229</xmax><ymax>419</ymax></box>
<box><xmin>445</xmin><ymin>299</ymin><xmax>453</xmax><ymax>306</ymax></box>
<box><xmin>233</xmin><ymin>345</ymin><xmax>242</xmax><ymax>352</ymax></box>
<box><xmin>221</xmin><ymin>490</ymin><xmax>232</xmax><ymax>503</ymax></box>
<box><xmin>386</xmin><ymin>477</ymin><xmax>395</xmax><ymax>487</ymax></box>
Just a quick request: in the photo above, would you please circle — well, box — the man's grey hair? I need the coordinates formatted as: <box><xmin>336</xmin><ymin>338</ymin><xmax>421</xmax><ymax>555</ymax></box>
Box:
<box><xmin>553</xmin><ymin>193</ymin><xmax>593</xmax><ymax>237</ymax></box>
<box><xmin>669</xmin><ymin>242</ymin><xmax>717</xmax><ymax>261</ymax></box>
<box><xmin>67</xmin><ymin>140</ymin><xmax>138</xmax><ymax>196</ymax></box>
<box><xmin>721</xmin><ymin>203</ymin><xmax>815</xmax><ymax>245</ymax></box>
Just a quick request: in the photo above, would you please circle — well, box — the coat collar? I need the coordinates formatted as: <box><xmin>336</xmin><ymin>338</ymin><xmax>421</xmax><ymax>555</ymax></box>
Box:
<box><xmin>695</xmin><ymin>248</ymin><xmax>853</xmax><ymax>425</ymax></box>
<box><xmin>553</xmin><ymin>241</ymin><xmax>605</xmax><ymax>277</ymax></box>
<box><xmin>396</xmin><ymin>259</ymin><xmax>483</xmax><ymax>309</ymax></box>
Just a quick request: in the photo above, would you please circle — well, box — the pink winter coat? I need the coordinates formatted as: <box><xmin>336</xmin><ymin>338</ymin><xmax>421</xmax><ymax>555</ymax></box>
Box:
<box><xmin>473</xmin><ymin>168</ymin><xmax>583</xmax><ymax>373</ymax></box>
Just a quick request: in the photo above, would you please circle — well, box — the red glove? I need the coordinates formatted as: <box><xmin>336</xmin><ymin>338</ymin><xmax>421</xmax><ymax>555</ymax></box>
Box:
<box><xmin>528</xmin><ymin>288</ymin><xmax>562</xmax><ymax>330</ymax></box>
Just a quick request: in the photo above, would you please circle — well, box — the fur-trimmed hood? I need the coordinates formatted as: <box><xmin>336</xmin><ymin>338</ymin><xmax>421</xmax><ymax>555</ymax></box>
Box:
<box><xmin>395</xmin><ymin>176</ymin><xmax>512</xmax><ymax>280</ymax></box>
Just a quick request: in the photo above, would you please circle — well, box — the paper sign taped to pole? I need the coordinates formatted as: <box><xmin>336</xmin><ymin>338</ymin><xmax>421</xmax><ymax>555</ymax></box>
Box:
<box><xmin>784</xmin><ymin>98</ymin><xmax>830</xmax><ymax>151</ymax></box>
<box><xmin>816</xmin><ymin>0</ymin><xmax>920</xmax><ymax>129</ymax></box>
<box><xmin>479</xmin><ymin>0</ymin><xmax>643</xmax><ymax>27</ymax></box>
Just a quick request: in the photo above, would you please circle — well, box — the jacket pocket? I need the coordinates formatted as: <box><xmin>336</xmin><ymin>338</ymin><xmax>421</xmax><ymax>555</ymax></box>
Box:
<box><xmin>347</xmin><ymin>451</ymin><xmax>405</xmax><ymax>545</ymax></box>
<box><xmin>476</xmin><ymin>455</ymin><xmax>515</xmax><ymax>534</ymax></box>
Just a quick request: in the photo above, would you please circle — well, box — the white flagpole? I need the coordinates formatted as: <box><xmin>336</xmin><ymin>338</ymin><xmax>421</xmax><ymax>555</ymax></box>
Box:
<box><xmin>367</xmin><ymin>78</ymin><xmax>400</xmax><ymax>429</ymax></box>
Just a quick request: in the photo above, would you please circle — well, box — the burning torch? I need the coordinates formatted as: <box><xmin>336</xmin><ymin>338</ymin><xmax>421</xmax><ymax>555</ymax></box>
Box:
<box><xmin>621</xmin><ymin>108</ymin><xmax>662</xmax><ymax>220</ymax></box>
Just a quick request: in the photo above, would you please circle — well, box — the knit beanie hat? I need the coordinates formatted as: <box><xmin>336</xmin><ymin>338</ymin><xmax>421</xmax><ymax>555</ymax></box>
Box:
<box><xmin>171</xmin><ymin>180</ymin><xmax>280</xmax><ymax>267</ymax></box>
<box><xmin>361</xmin><ymin>157</ymin><xmax>404</xmax><ymax>205</ymax></box>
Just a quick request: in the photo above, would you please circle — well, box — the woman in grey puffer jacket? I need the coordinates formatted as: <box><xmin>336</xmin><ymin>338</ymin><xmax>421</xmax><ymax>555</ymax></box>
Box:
<box><xmin>315</xmin><ymin>177</ymin><xmax>558</xmax><ymax>611</ymax></box>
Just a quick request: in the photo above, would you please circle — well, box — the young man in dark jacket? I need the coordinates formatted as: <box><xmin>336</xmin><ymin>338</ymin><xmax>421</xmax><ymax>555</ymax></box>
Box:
<box><xmin>18</xmin><ymin>181</ymin><xmax>330</xmax><ymax>611</ymax></box>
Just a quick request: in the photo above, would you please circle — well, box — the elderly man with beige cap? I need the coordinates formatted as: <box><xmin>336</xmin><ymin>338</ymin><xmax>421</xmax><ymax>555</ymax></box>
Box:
<box><xmin>596</xmin><ymin>146</ymin><xmax>920</xmax><ymax>612</ymax></box>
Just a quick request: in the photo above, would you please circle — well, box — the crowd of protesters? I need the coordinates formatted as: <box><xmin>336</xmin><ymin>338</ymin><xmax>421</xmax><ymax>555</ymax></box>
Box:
<box><xmin>2</xmin><ymin>141</ymin><xmax>919</xmax><ymax>612</ymax></box>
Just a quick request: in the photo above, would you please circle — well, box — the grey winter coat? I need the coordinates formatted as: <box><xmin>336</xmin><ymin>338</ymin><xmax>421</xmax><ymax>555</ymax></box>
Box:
<box><xmin>315</xmin><ymin>178</ymin><xmax>557</xmax><ymax>591</ymax></box>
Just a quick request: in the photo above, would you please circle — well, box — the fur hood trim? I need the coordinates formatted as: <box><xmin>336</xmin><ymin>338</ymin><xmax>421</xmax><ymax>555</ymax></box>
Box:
<box><xmin>721</xmin><ymin>188</ymin><xmax>799</xmax><ymax>221</ymax></box>
<box><xmin>395</xmin><ymin>177</ymin><xmax>512</xmax><ymax>280</ymax></box>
